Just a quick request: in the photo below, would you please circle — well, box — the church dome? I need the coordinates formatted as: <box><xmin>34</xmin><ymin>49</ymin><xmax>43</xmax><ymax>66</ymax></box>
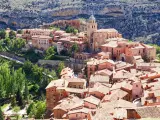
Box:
<box><xmin>89</xmin><ymin>14</ymin><xmax>96</xmax><ymax>21</ymax></box>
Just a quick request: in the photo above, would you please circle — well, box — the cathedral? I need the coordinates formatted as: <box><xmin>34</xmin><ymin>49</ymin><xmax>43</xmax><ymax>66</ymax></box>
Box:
<box><xmin>87</xmin><ymin>15</ymin><xmax>122</xmax><ymax>52</ymax></box>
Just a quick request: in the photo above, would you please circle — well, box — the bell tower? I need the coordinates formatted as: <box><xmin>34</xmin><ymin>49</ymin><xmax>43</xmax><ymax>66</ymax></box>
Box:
<box><xmin>87</xmin><ymin>15</ymin><xmax>97</xmax><ymax>50</ymax></box>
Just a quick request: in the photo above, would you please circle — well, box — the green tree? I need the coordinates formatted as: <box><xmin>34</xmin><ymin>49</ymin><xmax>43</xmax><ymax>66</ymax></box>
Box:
<box><xmin>9</xmin><ymin>30</ymin><xmax>16</xmax><ymax>39</ymax></box>
<box><xmin>31</xmin><ymin>64</ymin><xmax>43</xmax><ymax>83</ymax></box>
<box><xmin>35</xmin><ymin>101</ymin><xmax>46</xmax><ymax>118</ymax></box>
<box><xmin>66</xmin><ymin>26</ymin><xmax>72</xmax><ymax>33</ymax></box>
<box><xmin>4</xmin><ymin>37</ymin><xmax>11</xmax><ymax>46</ymax></box>
<box><xmin>23</xmin><ymin>60</ymin><xmax>33</xmax><ymax>75</ymax></box>
<box><xmin>57</xmin><ymin>61</ymin><xmax>65</xmax><ymax>77</ymax></box>
<box><xmin>11</xmin><ymin>38</ymin><xmax>26</xmax><ymax>51</ymax></box>
<box><xmin>0</xmin><ymin>74</ymin><xmax>5</xmax><ymax>98</ymax></box>
<box><xmin>0</xmin><ymin>30</ymin><xmax>6</xmax><ymax>39</ymax></box>
<box><xmin>0</xmin><ymin>106</ymin><xmax>4</xmax><ymax>120</ymax></box>
<box><xmin>16</xmin><ymin>88</ymin><xmax>24</xmax><ymax>107</ymax></box>
<box><xmin>45</xmin><ymin>46</ymin><xmax>55</xmax><ymax>60</ymax></box>
<box><xmin>27</xmin><ymin>102</ymin><xmax>34</xmax><ymax>115</ymax></box>
<box><xmin>71</xmin><ymin>43</ymin><xmax>79</xmax><ymax>53</ymax></box>
<box><xmin>17</xmin><ymin>29</ymin><xmax>23</xmax><ymax>34</ymax></box>
<box><xmin>27</xmin><ymin>101</ymin><xmax>46</xmax><ymax>119</ymax></box>
<box><xmin>24</xmin><ymin>81</ymin><xmax>29</xmax><ymax>103</ymax></box>
<box><xmin>66</xmin><ymin>26</ymin><xmax>78</xmax><ymax>34</ymax></box>
<box><xmin>73</xmin><ymin>29</ymin><xmax>78</xmax><ymax>35</ymax></box>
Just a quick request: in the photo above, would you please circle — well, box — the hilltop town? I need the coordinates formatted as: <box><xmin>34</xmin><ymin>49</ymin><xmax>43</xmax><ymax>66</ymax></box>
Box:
<box><xmin>1</xmin><ymin>15</ymin><xmax>160</xmax><ymax>119</ymax></box>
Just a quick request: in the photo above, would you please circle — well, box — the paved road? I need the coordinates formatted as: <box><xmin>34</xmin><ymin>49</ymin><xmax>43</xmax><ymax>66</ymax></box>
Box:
<box><xmin>0</xmin><ymin>54</ymin><xmax>24</xmax><ymax>64</ymax></box>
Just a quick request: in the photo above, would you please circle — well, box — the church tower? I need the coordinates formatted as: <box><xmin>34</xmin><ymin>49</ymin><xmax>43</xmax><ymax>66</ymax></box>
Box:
<box><xmin>87</xmin><ymin>15</ymin><xmax>97</xmax><ymax>50</ymax></box>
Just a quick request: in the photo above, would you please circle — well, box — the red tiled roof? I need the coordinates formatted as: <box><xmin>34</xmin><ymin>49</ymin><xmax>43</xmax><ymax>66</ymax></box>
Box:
<box><xmin>84</xmin><ymin>96</ymin><xmax>101</xmax><ymax>105</ymax></box>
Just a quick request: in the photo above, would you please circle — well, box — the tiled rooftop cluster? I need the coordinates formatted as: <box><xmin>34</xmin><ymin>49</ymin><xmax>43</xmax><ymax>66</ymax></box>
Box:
<box><xmin>46</xmin><ymin>59</ymin><xmax>160</xmax><ymax>119</ymax></box>
<box><xmin>16</xmin><ymin>15</ymin><xmax>159</xmax><ymax>119</ymax></box>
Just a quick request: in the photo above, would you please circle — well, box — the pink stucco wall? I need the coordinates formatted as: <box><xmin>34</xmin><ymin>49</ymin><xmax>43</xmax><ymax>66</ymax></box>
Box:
<box><xmin>132</xmin><ymin>82</ymin><xmax>143</xmax><ymax>100</ymax></box>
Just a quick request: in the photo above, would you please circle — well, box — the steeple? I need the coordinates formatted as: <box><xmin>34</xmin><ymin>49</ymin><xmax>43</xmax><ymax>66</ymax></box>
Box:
<box><xmin>89</xmin><ymin>14</ymin><xmax>96</xmax><ymax>21</ymax></box>
<box><xmin>88</xmin><ymin>14</ymin><xmax>96</xmax><ymax>24</ymax></box>
<box><xmin>87</xmin><ymin>14</ymin><xmax>97</xmax><ymax>51</ymax></box>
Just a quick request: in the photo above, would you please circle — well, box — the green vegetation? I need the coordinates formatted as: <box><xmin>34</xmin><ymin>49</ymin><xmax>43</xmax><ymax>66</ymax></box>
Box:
<box><xmin>128</xmin><ymin>39</ymin><xmax>133</xmax><ymax>42</ymax></box>
<box><xmin>71</xmin><ymin>43</ymin><xmax>79</xmax><ymax>53</ymax></box>
<box><xmin>13</xmin><ymin>106</ymin><xmax>21</xmax><ymax>120</ymax></box>
<box><xmin>66</xmin><ymin>26</ymin><xmax>78</xmax><ymax>35</ymax></box>
<box><xmin>1</xmin><ymin>104</ymin><xmax>9</xmax><ymax>110</ymax></box>
<box><xmin>45</xmin><ymin>46</ymin><xmax>56</xmax><ymax>60</ymax></box>
<box><xmin>0</xmin><ymin>106</ymin><xmax>4</xmax><ymax>120</ymax></box>
<box><xmin>13</xmin><ymin>106</ymin><xmax>20</xmax><ymax>113</ymax></box>
<box><xmin>0</xmin><ymin>30</ymin><xmax>6</xmax><ymax>39</ymax></box>
<box><xmin>0</xmin><ymin>63</ymin><xmax>25</xmax><ymax>99</ymax></box>
<box><xmin>9</xmin><ymin>30</ymin><xmax>16</xmax><ymax>39</ymax></box>
<box><xmin>0</xmin><ymin>36</ymin><xmax>26</xmax><ymax>53</ymax></box>
<box><xmin>21</xmin><ymin>49</ymin><xmax>44</xmax><ymax>63</ymax></box>
<box><xmin>49</xmin><ymin>25</ymin><xmax>60</xmax><ymax>30</ymax></box>
<box><xmin>0</xmin><ymin>29</ymin><xmax>65</xmax><ymax>118</ymax></box>
<box><xmin>17</xmin><ymin>29</ymin><xmax>23</xmax><ymax>34</ymax></box>
<box><xmin>57</xmin><ymin>61</ymin><xmax>65</xmax><ymax>77</ymax></box>
<box><xmin>0</xmin><ymin>58</ymin><xmax>57</xmax><ymax>118</ymax></box>
<box><xmin>27</xmin><ymin>101</ymin><xmax>46</xmax><ymax>119</ymax></box>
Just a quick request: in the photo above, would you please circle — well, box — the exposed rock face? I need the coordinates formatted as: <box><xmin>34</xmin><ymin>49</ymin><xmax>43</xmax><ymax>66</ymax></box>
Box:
<box><xmin>0</xmin><ymin>0</ymin><xmax>160</xmax><ymax>43</ymax></box>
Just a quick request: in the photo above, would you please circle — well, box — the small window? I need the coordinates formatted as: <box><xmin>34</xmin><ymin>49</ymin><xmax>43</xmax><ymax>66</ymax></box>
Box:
<box><xmin>136</xmin><ymin>85</ymin><xmax>138</xmax><ymax>87</ymax></box>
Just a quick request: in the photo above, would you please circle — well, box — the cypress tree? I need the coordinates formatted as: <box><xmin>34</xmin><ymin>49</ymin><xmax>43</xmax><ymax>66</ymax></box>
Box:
<box><xmin>24</xmin><ymin>81</ymin><xmax>29</xmax><ymax>103</ymax></box>
<box><xmin>16</xmin><ymin>88</ymin><xmax>24</xmax><ymax>107</ymax></box>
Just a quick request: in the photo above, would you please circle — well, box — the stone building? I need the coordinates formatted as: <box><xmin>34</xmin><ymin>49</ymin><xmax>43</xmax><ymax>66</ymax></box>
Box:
<box><xmin>32</xmin><ymin>35</ymin><xmax>53</xmax><ymax>50</ymax></box>
<box><xmin>87</xmin><ymin>15</ymin><xmax>122</xmax><ymax>52</ymax></box>
<box><xmin>22</xmin><ymin>29</ymin><xmax>53</xmax><ymax>40</ymax></box>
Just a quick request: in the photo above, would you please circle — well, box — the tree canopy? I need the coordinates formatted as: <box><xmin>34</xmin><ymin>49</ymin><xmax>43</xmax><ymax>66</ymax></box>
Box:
<box><xmin>57</xmin><ymin>61</ymin><xmax>65</xmax><ymax>77</ymax></box>
<box><xmin>45</xmin><ymin>46</ymin><xmax>56</xmax><ymax>60</ymax></box>
<box><xmin>66</xmin><ymin>26</ymin><xmax>78</xmax><ymax>35</ymax></box>
<box><xmin>0</xmin><ymin>30</ymin><xmax>6</xmax><ymax>39</ymax></box>
<box><xmin>0</xmin><ymin>107</ymin><xmax>4</xmax><ymax>120</ymax></box>
<box><xmin>71</xmin><ymin>43</ymin><xmax>79</xmax><ymax>53</ymax></box>
<box><xmin>9</xmin><ymin>30</ymin><xmax>16</xmax><ymax>39</ymax></box>
<box><xmin>27</xmin><ymin>101</ymin><xmax>46</xmax><ymax>119</ymax></box>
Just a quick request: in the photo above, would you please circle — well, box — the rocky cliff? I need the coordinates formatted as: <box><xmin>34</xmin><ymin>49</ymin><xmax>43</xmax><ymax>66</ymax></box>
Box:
<box><xmin>0</xmin><ymin>0</ymin><xmax>159</xmax><ymax>44</ymax></box>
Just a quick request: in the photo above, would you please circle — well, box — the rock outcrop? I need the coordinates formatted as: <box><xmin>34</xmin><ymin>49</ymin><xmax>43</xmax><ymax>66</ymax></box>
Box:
<box><xmin>0</xmin><ymin>0</ymin><xmax>159</xmax><ymax>43</ymax></box>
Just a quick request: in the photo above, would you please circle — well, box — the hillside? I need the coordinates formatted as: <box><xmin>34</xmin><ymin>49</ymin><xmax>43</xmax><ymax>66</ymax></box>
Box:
<box><xmin>0</xmin><ymin>0</ymin><xmax>160</xmax><ymax>43</ymax></box>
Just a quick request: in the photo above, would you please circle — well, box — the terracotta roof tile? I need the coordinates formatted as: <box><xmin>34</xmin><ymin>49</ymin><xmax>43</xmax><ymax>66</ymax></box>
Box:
<box><xmin>135</xmin><ymin>105</ymin><xmax>160</xmax><ymax>118</ymax></box>
<box><xmin>90</xmin><ymin>74</ymin><xmax>110</xmax><ymax>83</ymax></box>
<box><xmin>104</xmin><ymin>89</ymin><xmax>128</xmax><ymax>101</ymax></box>
<box><xmin>46</xmin><ymin>79</ymin><xmax>64</xmax><ymax>89</ymax></box>
<box><xmin>84</xmin><ymin>96</ymin><xmax>101</xmax><ymax>105</ymax></box>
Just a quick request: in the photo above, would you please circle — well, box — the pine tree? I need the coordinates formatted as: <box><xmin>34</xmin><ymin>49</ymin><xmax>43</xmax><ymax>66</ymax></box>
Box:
<box><xmin>24</xmin><ymin>81</ymin><xmax>29</xmax><ymax>103</ymax></box>
<box><xmin>0</xmin><ymin>107</ymin><xmax>4</xmax><ymax>120</ymax></box>
<box><xmin>16</xmin><ymin>89</ymin><xmax>24</xmax><ymax>107</ymax></box>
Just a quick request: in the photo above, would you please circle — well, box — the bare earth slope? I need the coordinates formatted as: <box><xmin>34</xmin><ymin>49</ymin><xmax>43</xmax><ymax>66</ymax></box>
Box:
<box><xmin>0</xmin><ymin>0</ymin><xmax>159</xmax><ymax>43</ymax></box>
